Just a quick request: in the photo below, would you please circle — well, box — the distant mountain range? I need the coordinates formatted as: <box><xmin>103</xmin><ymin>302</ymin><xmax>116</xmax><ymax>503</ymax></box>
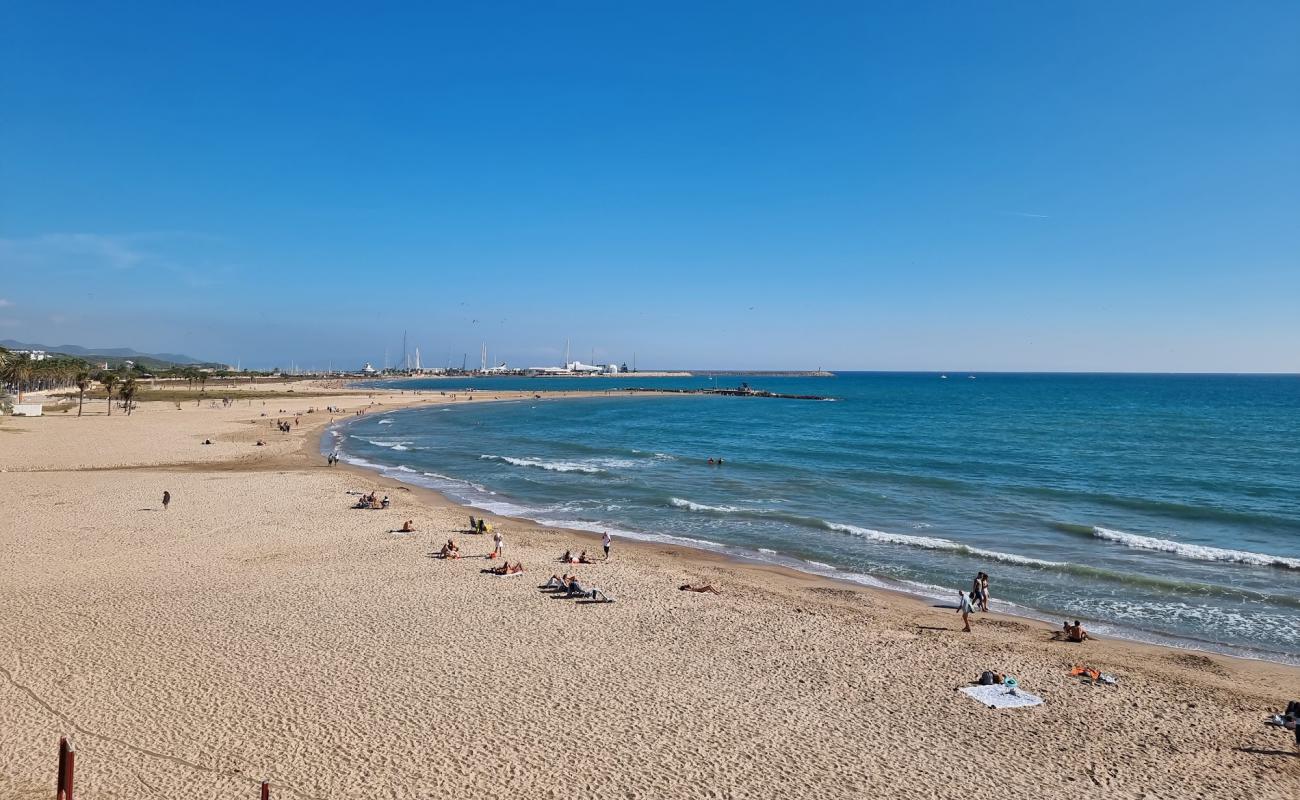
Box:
<box><xmin>0</xmin><ymin>340</ymin><xmax>215</xmax><ymax>367</ymax></box>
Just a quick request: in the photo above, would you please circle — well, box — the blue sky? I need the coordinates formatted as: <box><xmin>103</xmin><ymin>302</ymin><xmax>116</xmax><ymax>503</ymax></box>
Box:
<box><xmin>2</xmin><ymin>2</ymin><xmax>1297</xmax><ymax>371</ymax></box>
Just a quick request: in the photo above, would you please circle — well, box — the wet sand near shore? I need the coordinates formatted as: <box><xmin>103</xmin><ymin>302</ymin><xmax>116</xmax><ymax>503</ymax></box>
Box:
<box><xmin>2</xmin><ymin>383</ymin><xmax>1297</xmax><ymax>798</ymax></box>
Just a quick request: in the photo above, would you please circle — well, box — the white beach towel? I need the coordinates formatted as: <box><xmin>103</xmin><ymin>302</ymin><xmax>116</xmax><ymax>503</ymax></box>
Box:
<box><xmin>959</xmin><ymin>685</ymin><xmax>1044</xmax><ymax>709</ymax></box>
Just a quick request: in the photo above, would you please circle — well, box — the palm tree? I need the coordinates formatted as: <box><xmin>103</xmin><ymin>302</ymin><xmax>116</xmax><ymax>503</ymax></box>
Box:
<box><xmin>75</xmin><ymin>368</ymin><xmax>92</xmax><ymax>416</ymax></box>
<box><xmin>0</xmin><ymin>352</ymin><xmax>34</xmax><ymax>403</ymax></box>
<box><xmin>99</xmin><ymin>372</ymin><xmax>119</xmax><ymax>416</ymax></box>
<box><xmin>119</xmin><ymin>376</ymin><xmax>139</xmax><ymax>416</ymax></box>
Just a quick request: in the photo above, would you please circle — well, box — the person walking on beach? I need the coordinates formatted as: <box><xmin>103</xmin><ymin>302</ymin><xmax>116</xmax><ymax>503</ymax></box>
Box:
<box><xmin>162</xmin><ymin>490</ymin><xmax>171</xmax><ymax>510</ymax></box>
<box><xmin>602</xmin><ymin>531</ymin><xmax>612</xmax><ymax>560</ymax></box>
<box><xmin>957</xmin><ymin>589</ymin><xmax>973</xmax><ymax>633</ymax></box>
<box><xmin>979</xmin><ymin>573</ymin><xmax>990</xmax><ymax>612</ymax></box>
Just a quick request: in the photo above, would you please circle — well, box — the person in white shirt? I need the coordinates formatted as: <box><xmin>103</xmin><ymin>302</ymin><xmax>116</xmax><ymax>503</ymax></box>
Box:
<box><xmin>602</xmin><ymin>531</ymin><xmax>612</xmax><ymax>560</ymax></box>
<box><xmin>957</xmin><ymin>590</ymin><xmax>973</xmax><ymax>633</ymax></box>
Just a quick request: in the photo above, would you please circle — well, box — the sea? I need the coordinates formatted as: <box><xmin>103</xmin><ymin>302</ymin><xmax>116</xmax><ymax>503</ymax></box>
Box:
<box><xmin>328</xmin><ymin>373</ymin><xmax>1300</xmax><ymax>664</ymax></box>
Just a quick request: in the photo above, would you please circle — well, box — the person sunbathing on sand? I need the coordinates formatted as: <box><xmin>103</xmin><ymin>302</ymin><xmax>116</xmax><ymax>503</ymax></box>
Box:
<box><xmin>398</xmin><ymin>520</ymin><xmax>416</xmax><ymax>533</ymax></box>
<box><xmin>578</xmin><ymin>550</ymin><xmax>597</xmax><ymax>564</ymax></box>
<box><xmin>1066</xmin><ymin>620</ymin><xmax>1089</xmax><ymax>642</ymax></box>
<box><xmin>439</xmin><ymin>539</ymin><xmax>461</xmax><ymax>559</ymax></box>
<box><xmin>544</xmin><ymin>574</ymin><xmax>577</xmax><ymax>590</ymax></box>
<box><xmin>485</xmin><ymin>561</ymin><xmax>524</xmax><ymax>575</ymax></box>
<box><xmin>560</xmin><ymin>549</ymin><xmax>578</xmax><ymax>563</ymax></box>
<box><xmin>679</xmin><ymin>584</ymin><xmax>722</xmax><ymax>594</ymax></box>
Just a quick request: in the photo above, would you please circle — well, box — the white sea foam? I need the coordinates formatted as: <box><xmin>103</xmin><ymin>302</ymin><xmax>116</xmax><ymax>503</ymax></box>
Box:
<box><xmin>757</xmin><ymin>547</ymin><xmax>778</xmax><ymax>555</ymax></box>
<box><xmin>823</xmin><ymin>522</ymin><xmax>1064</xmax><ymax>568</ymax></box>
<box><xmin>421</xmin><ymin>472</ymin><xmax>491</xmax><ymax>492</ymax></box>
<box><xmin>479</xmin><ymin>454</ymin><xmax>611</xmax><ymax>473</ymax></box>
<box><xmin>533</xmin><ymin>516</ymin><xmax>723</xmax><ymax>550</ymax></box>
<box><xmin>1092</xmin><ymin>526</ymin><xmax>1300</xmax><ymax>569</ymax></box>
<box><xmin>669</xmin><ymin>497</ymin><xmax>745</xmax><ymax>513</ymax></box>
<box><xmin>377</xmin><ymin>419</ymin><xmax>393</xmax><ymax>425</ymax></box>
<box><xmin>366</xmin><ymin>439</ymin><xmax>413</xmax><ymax>451</ymax></box>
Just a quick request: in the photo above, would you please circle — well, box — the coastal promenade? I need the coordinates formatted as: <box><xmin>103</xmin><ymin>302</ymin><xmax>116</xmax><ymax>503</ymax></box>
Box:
<box><xmin>1</xmin><ymin>382</ymin><xmax>1297</xmax><ymax>798</ymax></box>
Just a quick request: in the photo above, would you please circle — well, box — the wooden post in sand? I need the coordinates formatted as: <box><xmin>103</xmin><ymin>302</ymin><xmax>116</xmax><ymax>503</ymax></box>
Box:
<box><xmin>56</xmin><ymin>736</ymin><xmax>74</xmax><ymax>800</ymax></box>
<box><xmin>260</xmin><ymin>780</ymin><xmax>270</xmax><ymax>799</ymax></box>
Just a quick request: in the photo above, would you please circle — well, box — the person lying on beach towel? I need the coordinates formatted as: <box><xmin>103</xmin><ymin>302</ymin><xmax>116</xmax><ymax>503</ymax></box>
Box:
<box><xmin>578</xmin><ymin>550</ymin><xmax>598</xmax><ymax>564</ymax></box>
<box><xmin>565</xmin><ymin>579</ymin><xmax>613</xmax><ymax>602</ymax></box>
<box><xmin>679</xmin><ymin>584</ymin><xmax>722</xmax><ymax>594</ymax></box>
<box><xmin>560</xmin><ymin>550</ymin><xmax>579</xmax><ymax>564</ymax></box>
<box><xmin>396</xmin><ymin>520</ymin><xmax>416</xmax><ymax>533</ymax></box>
<box><xmin>566</xmin><ymin>580</ymin><xmax>611</xmax><ymax>603</ymax></box>
<box><xmin>543</xmin><ymin>574</ymin><xmax>577</xmax><ymax>590</ymax></box>
<box><xmin>483</xmin><ymin>561</ymin><xmax>525</xmax><ymax>576</ymax></box>
<box><xmin>1264</xmin><ymin>700</ymin><xmax>1300</xmax><ymax>745</ymax></box>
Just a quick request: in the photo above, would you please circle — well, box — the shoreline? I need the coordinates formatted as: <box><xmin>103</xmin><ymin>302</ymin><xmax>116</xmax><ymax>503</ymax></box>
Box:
<box><xmin>321</xmin><ymin>401</ymin><xmax>1300</xmax><ymax>670</ymax></box>
<box><xmin>4</xmin><ymin>381</ymin><xmax>1298</xmax><ymax>798</ymax></box>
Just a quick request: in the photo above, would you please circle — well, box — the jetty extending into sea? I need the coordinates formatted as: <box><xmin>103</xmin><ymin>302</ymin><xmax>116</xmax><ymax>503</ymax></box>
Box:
<box><xmin>622</xmin><ymin>384</ymin><xmax>831</xmax><ymax>401</ymax></box>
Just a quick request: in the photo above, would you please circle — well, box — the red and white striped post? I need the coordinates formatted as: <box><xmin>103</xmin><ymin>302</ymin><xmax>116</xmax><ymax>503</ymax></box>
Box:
<box><xmin>56</xmin><ymin>736</ymin><xmax>74</xmax><ymax>800</ymax></box>
<box><xmin>260</xmin><ymin>780</ymin><xmax>270</xmax><ymax>799</ymax></box>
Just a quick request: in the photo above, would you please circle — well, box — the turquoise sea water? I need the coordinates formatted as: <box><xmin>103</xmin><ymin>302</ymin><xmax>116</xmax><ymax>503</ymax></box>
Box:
<box><xmin>332</xmin><ymin>373</ymin><xmax>1300</xmax><ymax>663</ymax></box>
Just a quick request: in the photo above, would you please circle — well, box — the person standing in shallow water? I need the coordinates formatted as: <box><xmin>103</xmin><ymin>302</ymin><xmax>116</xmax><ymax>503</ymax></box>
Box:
<box><xmin>162</xmin><ymin>490</ymin><xmax>171</xmax><ymax>510</ymax></box>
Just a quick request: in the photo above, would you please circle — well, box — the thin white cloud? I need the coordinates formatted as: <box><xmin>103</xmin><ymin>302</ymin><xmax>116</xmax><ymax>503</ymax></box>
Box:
<box><xmin>0</xmin><ymin>231</ymin><xmax>226</xmax><ymax>284</ymax></box>
<box><xmin>0</xmin><ymin>232</ymin><xmax>145</xmax><ymax>270</ymax></box>
<box><xmin>1001</xmin><ymin>211</ymin><xmax>1050</xmax><ymax>219</ymax></box>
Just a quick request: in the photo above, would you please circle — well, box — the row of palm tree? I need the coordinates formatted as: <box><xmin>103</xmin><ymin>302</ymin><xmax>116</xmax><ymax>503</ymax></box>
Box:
<box><xmin>1</xmin><ymin>347</ymin><xmax>142</xmax><ymax>416</ymax></box>
<box><xmin>0</xmin><ymin>348</ymin><xmax>90</xmax><ymax>403</ymax></box>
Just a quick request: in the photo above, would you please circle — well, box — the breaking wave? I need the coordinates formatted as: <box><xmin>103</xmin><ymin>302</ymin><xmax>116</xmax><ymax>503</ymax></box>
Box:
<box><xmin>480</xmin><ymin>455</ymin><xmax>604</xmax><ymax>474</ymax></box>
<box><xmin>1092</xmin><ymin>526</ymin><xmax>1300</xmax><ymax>570</ymax></box>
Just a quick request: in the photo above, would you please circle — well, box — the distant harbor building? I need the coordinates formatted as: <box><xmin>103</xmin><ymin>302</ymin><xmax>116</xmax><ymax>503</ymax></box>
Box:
<box><xmin>10</xmin><ymin>349</ymin><xmax>48</xmax><ymax>361</ymax></box>
<box><xmin>361</xmin><ymin>362</ymin><xmax>378</xmax><ymax>376</ymax></box>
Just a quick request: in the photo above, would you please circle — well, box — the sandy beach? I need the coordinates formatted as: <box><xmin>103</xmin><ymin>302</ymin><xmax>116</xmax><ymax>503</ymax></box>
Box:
<box><xmin>2</xmin><ymin>384</ymin><xmax>1298</xmax><ymax>799</ymax></box>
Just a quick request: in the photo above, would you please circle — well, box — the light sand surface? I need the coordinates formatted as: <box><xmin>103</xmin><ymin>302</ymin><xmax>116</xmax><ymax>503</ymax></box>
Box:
<box><xmin>2</xmin><ymin>387</ymin><xmax>1298</xmax><ymax>799</ymax></box>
